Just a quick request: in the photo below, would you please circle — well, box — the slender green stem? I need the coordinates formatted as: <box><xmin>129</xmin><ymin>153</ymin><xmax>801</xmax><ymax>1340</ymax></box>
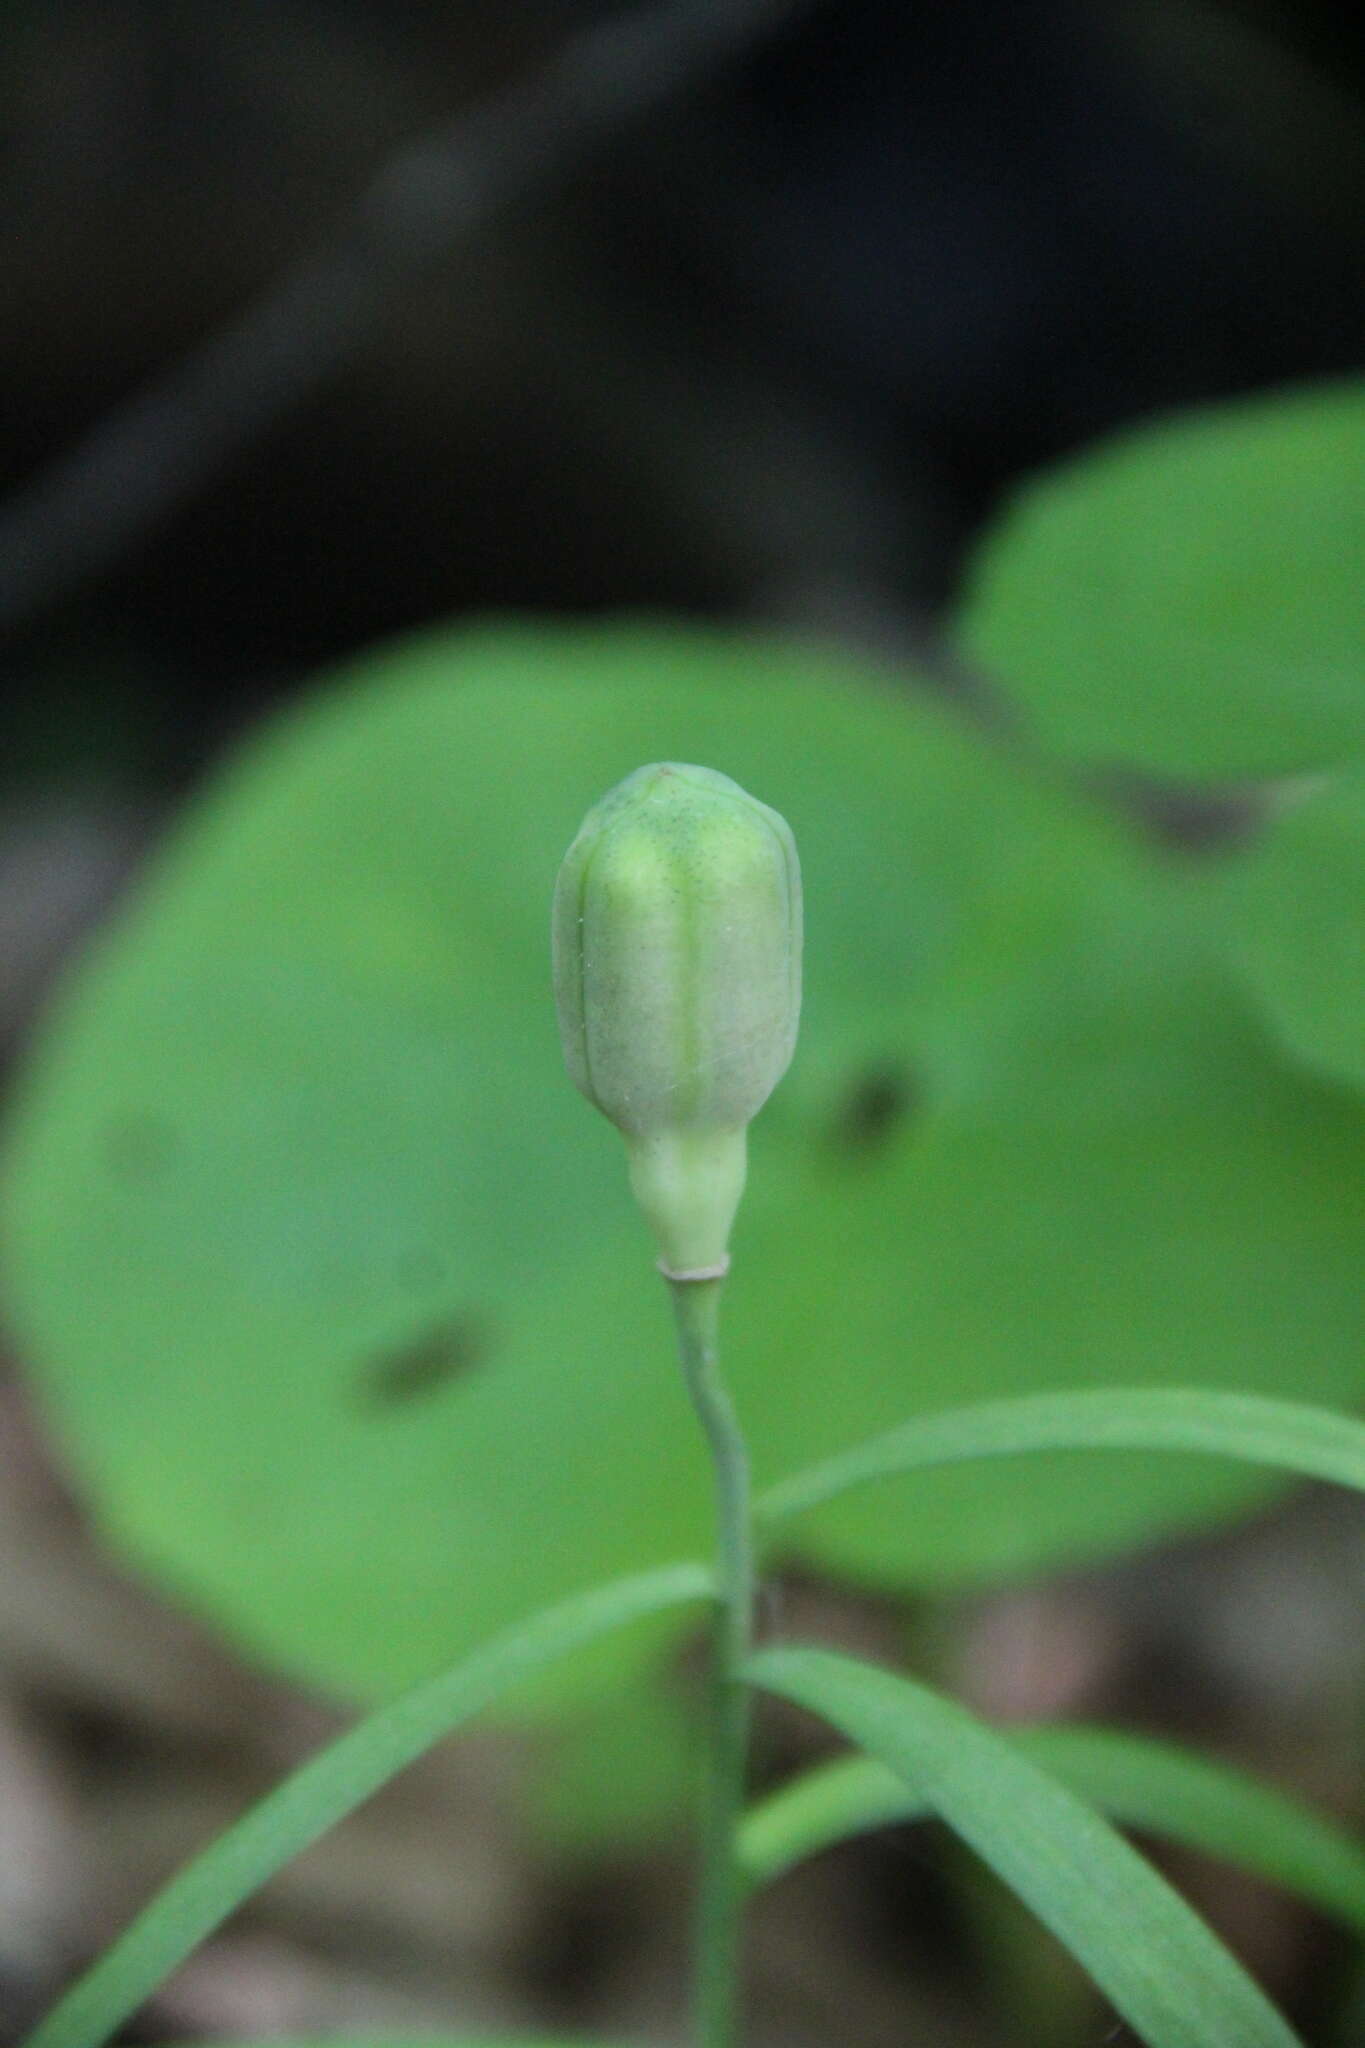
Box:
<box><xmin>670</xmin><ymin>1274</ymin><xmax>754</xmax><ymax>2048</ymax></box>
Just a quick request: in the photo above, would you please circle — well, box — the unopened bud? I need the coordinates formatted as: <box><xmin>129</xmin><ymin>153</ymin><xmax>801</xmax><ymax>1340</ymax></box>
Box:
<box><xmin>553</xmin><ymin>763</ymin><xmax>801</xmax><ymax>1278</ymax></box>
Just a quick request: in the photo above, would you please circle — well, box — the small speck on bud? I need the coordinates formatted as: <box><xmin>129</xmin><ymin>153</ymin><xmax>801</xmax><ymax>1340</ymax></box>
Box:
<box><xmin>553</xmin><ymin>763</ymin><xmax>802</xmax><ymax>1278</ymax></box>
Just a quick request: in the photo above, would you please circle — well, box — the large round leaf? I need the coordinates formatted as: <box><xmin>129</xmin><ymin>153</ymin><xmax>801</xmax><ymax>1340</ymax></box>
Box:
<box><xmin>2</xmin><ymin>622</ymin><xmax>1359</xmax><ymax>1707</ymax></box>
<box><xmin>955</xmin><ymin>378</ymin><xmax>1365</xmax><ymax>778</ymax></box>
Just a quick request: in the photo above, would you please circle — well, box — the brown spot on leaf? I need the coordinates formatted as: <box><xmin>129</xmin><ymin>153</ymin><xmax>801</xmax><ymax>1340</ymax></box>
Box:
<box><xmin>834</xmin><ymin>1063</ymin><xmax>916</xmax><ymax>1155</ymax></box>
<box><xmin>358</xmin><ymin>1316</ymin><xmax>489</xmax><ymax>1410</ymax></box>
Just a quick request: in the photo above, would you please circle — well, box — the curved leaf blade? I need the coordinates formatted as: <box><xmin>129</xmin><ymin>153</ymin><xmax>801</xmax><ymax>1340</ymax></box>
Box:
<box><xmin>739</xmin><ymin>1750</ymin><xmax>913</xmax><ymax>1889</ymax></box>
<box><xmin>748</xmin><ymin>1647</ymin><xmax>1302</xmax><ymax>2048</ymax></box>
<box><xmin>738</xmin><ymin>1729</ymin><xmax>1365</xmax><ymax>1937</ymax></box>
<box><xmin>21</xmin><ymin>1563</ymin><xmax>711</xmax><ymax>2048</ymax></box>
<box><xmin>758</xmin><ymin>1388</ymin><xmax>1365</xmax><ymax>1530</ymax></box>
<box><xmin>1027</xmin><ymin>1729</ymin><xmax>1365</xmax><ymax>1936</ymax></box>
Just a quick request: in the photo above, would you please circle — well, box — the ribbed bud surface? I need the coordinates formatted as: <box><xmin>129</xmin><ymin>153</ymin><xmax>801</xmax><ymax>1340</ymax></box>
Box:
<box><xmin>553</xmin><ymin>763</ymin><xmax>801</xmax><ymax>1274</ymax></box>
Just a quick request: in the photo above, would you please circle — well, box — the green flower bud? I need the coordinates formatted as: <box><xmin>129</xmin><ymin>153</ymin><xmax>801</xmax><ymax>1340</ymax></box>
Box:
<box><xmin>553</xmin><ymin>763</ymin><xmax>801</xmax><ymax>1279</ymax></box>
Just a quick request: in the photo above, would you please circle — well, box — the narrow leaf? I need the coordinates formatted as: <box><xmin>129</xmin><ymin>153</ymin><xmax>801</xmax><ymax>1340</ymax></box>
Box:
<box><xmin>739</xmin><ymin>1728</ymin><xmax>1365</xmax><ymax>1936</ymax></box>
<box><xmin>758</xmin><ymin>1388</ymin><xmax>1365</xmax><ymax>1529</ymax></box>
<box><xmin>748</xmin><ymin>1647</ymin><xmax>1302</xmax><ymax>2048</ymax></box>
<box><xmin>22</xmin><ymin>1564</ymin><xmax>711</xmax><ymax>2048</ymax></box>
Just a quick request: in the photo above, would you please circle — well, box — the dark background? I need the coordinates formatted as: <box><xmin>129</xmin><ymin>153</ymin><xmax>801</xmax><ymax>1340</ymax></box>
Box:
<box><xmin>2</xmin><ymin>0</ymin><xmax>1363</xmax><ymax>771</ymax></box>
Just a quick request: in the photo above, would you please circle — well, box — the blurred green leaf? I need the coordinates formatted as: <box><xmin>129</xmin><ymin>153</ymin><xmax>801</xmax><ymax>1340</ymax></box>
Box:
<box><xmin>739</xmin><ymin>1728</ymin><xmax>1365</xmax><ymax>1935</ymax></box>
<box><xmin>2</xmin><ymin>621</ymin><xmax>1361</xmax><ymax>1716</ymax></box>
<box><xmin>955</xmin><ymin>378</ymin><xmax>1365</xmax><ymax>777</ymax></box>
<box><xmin>1208</xmin><ymin>764</ymin><xmax>1365</xmax><ymax>1096</ymax></box>
<box><xmin>748</xmin><ymin>1648</ymin><xmax>1303</xmax><ymax>2048</ymax></box>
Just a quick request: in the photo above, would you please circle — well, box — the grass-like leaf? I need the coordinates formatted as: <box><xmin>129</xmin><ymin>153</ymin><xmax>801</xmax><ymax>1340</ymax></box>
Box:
<box><xmin>758</xmin><ymin>1387</ymin><xmax>1365</xmax><ymax>1528</ymax></box>
<box><xmin>748</xmin><ymin>1647</ymin><xmax>1303</xmax><ymax>2048</ymax></box>
<box><xmin>22</xmin><ymin>1564</ymin><xmax>712</xmax><ymax>2048</ymax></box>
<box><xmin>739</xmin><ymin>1725</ymin><xmax>1365</xmax><ymax>1936</ymax></box>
